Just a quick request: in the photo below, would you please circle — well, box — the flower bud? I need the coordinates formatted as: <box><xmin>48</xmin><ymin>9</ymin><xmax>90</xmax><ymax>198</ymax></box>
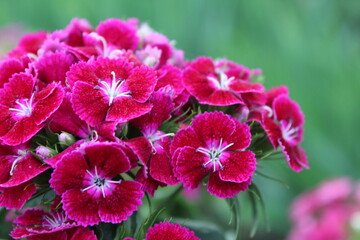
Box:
<box><xmin>35</xmin><ymin>146</ymin><xmax>54</xmax><ymax>160</ymax></box>
<box><xmin>58</xmin><ymin>132</ymin><xmax>75</xmax><ymax>146</ymax></box>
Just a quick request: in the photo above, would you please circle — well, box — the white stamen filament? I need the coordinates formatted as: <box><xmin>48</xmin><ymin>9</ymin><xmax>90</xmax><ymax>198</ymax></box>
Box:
<box><xmin>9</xmin><ymin>94</ymin><xmax>35</xmax><ymax>117</ymax></box>
<box><xmin>280</xmin><ymin>120</ymin><xmax>299</xmax><ymax>142</ymax></box>
<box><xmin>9</xmin><ymin>149</ymin><xmax>28</xmax><ymax>176</ymax></box>
<box><xmin>207</xmin><ymin>72</ymin><xmax>235</xmax><ymax>90</ymax></box>
<box><xmin>148</xmin><ymin>133</ymin><xmax>174</xmax><ymax>154</ymax></box>
<box><xmin>81</xmin><ymin>166</ymin><xmax>121</xmax><ymax>198</ymax></box>
<box><xmin>94</xmin><ymin>71</ymin><xmax>131</xmax><ymax>106</ymax></box>
<box><xmin>196</xmin><ymin>138</ymin><xmax>234</xmax><ymax>172</ymax></box>
<box><xmin>42</xmin><ymin>211</ymin><xmax>67</xmax><ymax>228</ymax></box>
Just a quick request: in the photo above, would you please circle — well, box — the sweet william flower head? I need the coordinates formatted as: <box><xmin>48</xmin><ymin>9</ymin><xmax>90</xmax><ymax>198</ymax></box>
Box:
<box><xmin>171</xmin><ymin>111</ymin><xmax>256</xmax><ymax>198</ymax></box>
<box><xmin>146</xmin><ymin>222</ymin><xmax>201</xmax><ymax>240</ymax></box>
<box><xmin>50</xmin><ymin>141</ymin><xmax>143</xmax><ymax>226</ymax></box>
<box><xmin>67</xmin><ymin>57</ymin><xmax>157</xmax><ymax>126</ymax></box>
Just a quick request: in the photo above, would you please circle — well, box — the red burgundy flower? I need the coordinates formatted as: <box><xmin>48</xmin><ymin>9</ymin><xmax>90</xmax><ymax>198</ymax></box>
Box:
<box><xmin>67</xmin><ymin>57</ymin><xmax>157</xmax><ymax>126</ymax></box>
<box><xmin>0</xmin><ymin>73</ymin><xmax>64</xmax><ymax>145</ymax></box>
<box><xmin>50</xmin><ymin>141</ymin><xmax>143</xmax><ymax>226</ymax></box>
<box><xmin>183</xmin><ymin>57</ymin><xmax>264</xmax><ymax>106</ymax></box>
<box><xmin>0</xmin><ymin>181</ymin><xmax>36</xmax><ymax>209</ymax></box>
<box><xmin>146</xmin><ymin>222</ymin><xmax>201</xmax><ymax>240</ymax></box>
<box><xmin>171</xmin><ymin>111</ymin><xmax>256</xmax><ymax>198</ymax></box>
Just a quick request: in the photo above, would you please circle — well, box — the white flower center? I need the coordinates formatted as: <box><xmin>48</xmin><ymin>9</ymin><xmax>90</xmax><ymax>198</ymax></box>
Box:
<box><xmin>207</xmin><ymin>72</ymin><xmax>235</xmax><ymax>90</ymax></box>
<box><xmin>81</xmin><ymin>166</ymin><xmax>121</xmax><ymax>198</ymax></box>
<box><xmin>89</xmin><ymin>32</ymin><xmax>124</xmax><ymax>59</ymax></box>
<box><xmin>42</xmin><ymin>211</ymin><xmax>68</xmax><ymax>228</ymax></box>
<box><xmin>94</xmin><ymin>71</ymin><xmax>131</xmax><ymax>106</ymax></box>
<box><xmin>196</xmin><ymin>138</ymin><xmax>234</xmax><ymax>172</ymax></box>
<box><xmin>9</xmin><ymin>94</ymin><xmax>35</xmax><ymax>117</ymax></box>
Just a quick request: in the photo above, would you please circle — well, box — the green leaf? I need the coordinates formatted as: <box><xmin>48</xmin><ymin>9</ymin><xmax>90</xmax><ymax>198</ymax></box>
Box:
<box><xmin>135</xmin><ymin>207</ymin><xmax>166</xmax><ymax>240</ymax></box>
<box><xmin>255</xmin><ymin>171</ymin><xmax>290</xmax><ymax>189</ymax></box>
<box><xmin>248</xmin><ymin>184</ymin><xmax>270</xmax><ymax>233</ymax></box>
<box><xmin>226</xmin><ymin>196</ymin><xmax>241</xmax><ymax>240</ymax></box>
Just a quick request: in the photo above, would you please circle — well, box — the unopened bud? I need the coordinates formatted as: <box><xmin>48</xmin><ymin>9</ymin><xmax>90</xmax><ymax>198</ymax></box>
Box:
<box><xmin>58</xmin><ymin>132</ymin><xmax>75</xmax><ymax>146</ymax></box>
<box><xmin>35</xmin><ymin>146</ymin><xmax>54</xmax><ymax>160</ymax></box>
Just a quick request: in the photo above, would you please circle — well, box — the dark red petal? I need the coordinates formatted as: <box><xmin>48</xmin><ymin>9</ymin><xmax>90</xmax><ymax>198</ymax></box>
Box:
<box><xmin>131</xmin><ymin>91</ymin><xmax>174</xmax><ymax>131</ymax></box>
<box><xmin>27</xmin><ymin>232</ymin><xmax>67</xmax><ymax>240</ymax></box>
<box><xmin>0</xmin><ymin>154</ymin><xmax>49</xmax><ymax>187</ymax></box>
<box><xmin>97</xmin><ymin>18</ymin><xmax>139</xmax><ymax>50</ymax></box>
<box><xmin>146</xmin><ymin>222</ymin><xmax>200</xmax><ymax>240</ymax></box>
<box><xmin>32</xmin><ymin>83</ymin><xmax>64</xmax><ymax>125</ymax></box>
<box><xmin>62</xmin><ymin>189</ymin><xmax>100</xmax><ymax>226</ymax></box>
<box><xmin>183</xmin><ymin>67</ymin><xmax>215</xmax><ymax>102</ymax></box>
<box><xmin>98</xmin><ymin>181</ymin><xmax>143</xmax><ymax>223</ymax></box>
<box><xmin>45</xmin><ymin>140</ymin><xmax>85</xmax><ymax>168</ymax></box>
<box><xmin>279</xmin><ymin>140</ymin><xmax>309</xmax><ymax>172</ymax></box>
<box><xmin>84</xmin><ymin>142</ymin><xmax>131</xmax><ymax>177</ymax></box>
<box><xmin>229</xmin><ymin>81</ymin><xmax>264</xmax><ymax>93</ymax></box>
<box><xmin>0</xmin><ymin>117</ymin><xmax>43</xmax><ymax>146</ymax></box>
<box><xmin>266</xmin><ymin>85</ymin><xmax>289</xmax><ymax>106</ymax></box>
<box><xmin>124</xmin><ymin>137</ymin><xmax>152</xmax><ymax>166</ymax></box>
<box><xmin>0</xmin><ymin>181</ymin><xmax>36</xmax><ymax>209</ymax></box>
<box><xmin>69</xmin><ymin>227</ymin><xmax>97</xmax><ymax>240</ymax></box>
<box><xmin>227</xmin><ymin>120</ymin><xmax>252</xmax><ymax>150</ymax></box>
<box><xmin>262</xmin><ymin>117</ymin><xmax>282</xmax><ymax>149</ymax></box>
<box><xmin>49</xmin><ymin>93</ymin><xmax>88</xmax><ymax>139</ymax></box>
<box><xmin>72</xmin><ymin>81</ymin><xmax>109</xmax><ymax>126</ymax></box>
<box><xmin>150</xmin><ymin>140</ymin><xmax>178</xmax><ymax>185</ymax></box>
<box><xmin>36</xmin><ymin>52</ymin><xmax>75</xmax><ymax>85</ymax></box>
<box><xmin>208</xmin><ymin>172</ymin><xmax>251</xmax><ymax>198</ymax></box>
<box><xmin>0</xmin><ymin>73</ymin><xmax>35</xmax><ymax>105</ymax></box>
<box><xmin>66</xmin><ymin>61</ymin><xmax>98</xmax><ymax>88</ymax></box>
<box><xmin>219</xmin><ymin>151</ymin><xmax>256</xmax><ymax>183</ymax></box>
<box><xmin>192</xmin><ymin>111</ymin><xmax>236</xmax><ymax>143</ymax></box>
<box><xmin>174</xmin><ymin>147</ymin><xmax>208</xmax><ymax>189</ymax></box>
<box><xmin>50</xmin><ymin>151</ymin><xmax>88</xmax><ymax>195</ymax></box>
<box><xmin>124</xmin><ymin>66</ymin><xmax>157</xmax><ymax>102</ymax></box>
<box><xmin>135</xmin><ymin>168</ymin><xmax>165</xmax><ymax>196</ymax></box>
<box><xmin>0</xmin><ymin>58</ymin><xmax>24</xmax><ymax>88</ymax></box>
<box><xmin>273</xmin><ymin>95</ymin><xmax>304</xmax><ymax>127</ymax></box>
<box><xmin>201</xmin><ymin>89</ymin><xmax>243</xmax><ymax>106</ymax></box>
<box><xmin>106</xmin><ymin>97</ymin><xmax>153</xmax><ymax>123</ymax></box>
<box><xmin>155</xmin><ymin>65</ymin><xmax>184</xmax><ymax>96</ymax></box>
<box><xmin>170</xmin><ymin>127</ymin><xmax>202</xmax><ymax>154</ymax></box>
<box><xmin>13</xmin><ymin>208</ymin><xmax>46</xmax><ymax>225</ymax></box>
<box><xmin>0</xmin><ymin>104</ymin><xmax>15</xmax><ymax>137</ymax></box>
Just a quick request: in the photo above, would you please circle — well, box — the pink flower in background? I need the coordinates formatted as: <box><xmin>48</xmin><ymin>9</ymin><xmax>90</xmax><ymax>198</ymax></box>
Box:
<box><xmin>287</xmin><ymin>178</ymin><xmax>360</xmax><ymax>240</ymax></box>
<box><xmin>67</xmin><ymin>57</ymin><xmax>157</xmax><ymax>126</ymax></box>
<box><xmin>50</xmin><ymin>141</ymin><xmax>143</xmax><ymax>226</ymax></box>
<box><xmin>171</xmin><ymin>111</ymin><xmax>256</xmax><ymax>198</ymax></box>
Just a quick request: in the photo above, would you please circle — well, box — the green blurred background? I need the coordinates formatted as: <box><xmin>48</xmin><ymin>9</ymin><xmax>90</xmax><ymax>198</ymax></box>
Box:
<box><xmin>0</xmin><ymin>0</ymin><xmax>359</xmax><ymax>239</ymax></box>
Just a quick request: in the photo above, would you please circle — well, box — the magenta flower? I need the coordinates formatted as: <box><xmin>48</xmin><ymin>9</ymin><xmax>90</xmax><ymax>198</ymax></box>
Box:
<box><xmin>171</xmin><ymin>111</ymin><xmax>256</xmax><ymax>198</ymax></box>
<box><xmin>67</xmin><ymin>57</ymin><xmax>157</xmax><ymax>126</ymax></box>
<box><xmin>0</xmin><ymin>73</ymin><xmax>64</xmax><ymax>145</ymax></box>
<box><xmin>263</xmin><ymin>94</ymin><xmax>308</xmax><ymax>171</ymax></box>
<box><xmin>50</xmin><ymin>141</ymin><xmax>143</xmax><ymax>226</ymax></box>
<box><xmin>146</xmin><ymin>222</ymin><xmax>201</xmax><ymax>240</ymax></box>
<box><xmin>183</xmin><ymin>57</ymin><xmax>264</xmax><ymax>106</ymax></box>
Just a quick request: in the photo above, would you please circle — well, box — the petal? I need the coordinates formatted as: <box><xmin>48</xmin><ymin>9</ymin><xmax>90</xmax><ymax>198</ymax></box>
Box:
<box><xmin>146</xmin><ymin>222</ymin><xmax>200</xmax><ymax>240</ymax></box>
<box><xmin>106</xmin><ymin>97</ymin><xmax>152</xmax><ymax>123</ymax></box>
<box><xmin>32</xmin><ymin>83</ymin><xmax>65</xmax><ymax>125</ymax></box>
<box><xmin>44</xmin><ymin>140</ymin><xmax>85</xmax><ymax>168</ymax></box>
<box><xmin>62</xmin><ymin>189</ymin><xmax>100</xmax><ymax>226</ymax></box>
<box><xmin>123</xmin><ymin>66</ymin><xmax>157</xmax><ymax>102</ymax></box>
<box><xmin>50</xmin><ymin>151</ymin><xmax>88</xmax><ymax>195</ymax></box>
<box><xmin>97</xmin><ymin>18</ymin><xmax>139</xmax><ymax>50</ymax></box>
<box><xmin>0</xmin><ymin>73</ymin><xmax>35</xmax><ymax>105</ymax></box>
<box><xmin>183</xmin><ymin>67</ymin><xmax>215</xmax><ymax>102</ymax></box>
<box><xmin>72</xmin><ymin>81</ymin><xmax>109</xmax><ymax>126</ymax></box>
<box><xmin>0</xmin><ymin>181</ymin><xmax>36</xmax><ymax>209</ymax></box>
<box><xmin>219</xmin><ymin>151</ymin><xmax>256</xmax><ymax>183</ymax></box>
<box><xmin>207</xmin><ymin>172</ymin><xmax>251</xmax><ymax>198</ymax></box>
<box><xmin>66</xmin><ymin>61</ymin><xmax>98</xmax><ymax>88</ymax></box>
<box><xmin>266</xmin><ymin>85</ymin><xmax>289</xmax><ymax>106</ymax></box>
<box><xmin>229</xmin><ymin>81</ymin><xmax>264</xmax><ymax>93</ymax></box>
<box><xmin>0</xmin><ymin>154</ymin><xmax>49</xmax><ymax>187</ymax></box>
<box><xmin>173</xmin><ymin>147</ymin><xmax>208</xmax><ymax>189</ymax></box>
<box><xmin>201</xmin><ymin>89</ymin><xmax>243</xmax><ymax>106</ymax></box>
<box><xmin>0</xmin><ymin>58</ymin><xmax>24</xmax><ymax>88</ymax></box>
<box><xmin>13</xmin><ymin>209</ymin><xmax>47</xmax><ymax>225</ymax></box>
<box><xmin>170</xmin><ymin>127</ymin><xmax>202</xmax><ymax>154</ymax></box>
<box><xmin>98</xmin><ymin>181</ymin><xmax>143</xmax><ymax>223</ymax></box>
<box><xmin>69</xmin><ymin>227</ymin><xmax>97</xmax><ymax>240</ymax></box>
<box><xmin>36</xmin><ymin>52</ymin><xmax>75</xmax><ymax>85</ymax></box>
<box><xmin>124</xmin><ymin>137</ymin><xmax>152</xmax><ymax>167</ymax></box>
<box><xmin>279</xmin><ymin>140</ymin><xmax>309</xmax><ymax>172</ymax></box>
<box><xmin>155</xmin><ymin>65</ymin><xmax>184</xmax><ymax>96</ymax></box>
<box><xmin>84</xmin><ymin>142</ymin><xmax>131</xmax><ymax>177</ymax></box>
<box><xmin>191</xmin><ymin>111</ymin><xmax>236</xmax><ymax>143</ymax></box>
<box><xmin>135</xmin><ymin>168</ymin><xmax>165</xmax><ymax>196</ymax></box>
<box><xmin>273</xmin><ymin>95</ymin><xmax>304</xmax><ymax>127</ymax></box>
<box><xmin>226</xmin><ymin>120</ymin><xmax>252</xmax><ymax>150</ymax></box>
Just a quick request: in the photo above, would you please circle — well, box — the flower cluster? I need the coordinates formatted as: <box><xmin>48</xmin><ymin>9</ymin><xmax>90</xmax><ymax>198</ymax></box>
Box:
<box><xmin>287</xmin><ymin>178</ymin><xmax>360</xmax><ymax>240</ymax></box>
<box><xmin>0</xmin><ymin>18</ymin><xmax>308</xmax><ymax>239</ymax></box>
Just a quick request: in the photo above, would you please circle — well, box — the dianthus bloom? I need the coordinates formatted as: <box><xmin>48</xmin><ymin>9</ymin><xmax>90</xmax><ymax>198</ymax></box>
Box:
<box><xmin>171</xmin><ymin>111</ymin><xmax>256</xmax><ymax>198</ymax></box>
<box><xmin>50</xmin><ymin>141</ymin><xmax>143</xmax><ymax>226</ymax></box>
<box><xmin>67</xmin><ymin>57</ymin><xmax>157</xmax><ymax>126</ymax></box>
